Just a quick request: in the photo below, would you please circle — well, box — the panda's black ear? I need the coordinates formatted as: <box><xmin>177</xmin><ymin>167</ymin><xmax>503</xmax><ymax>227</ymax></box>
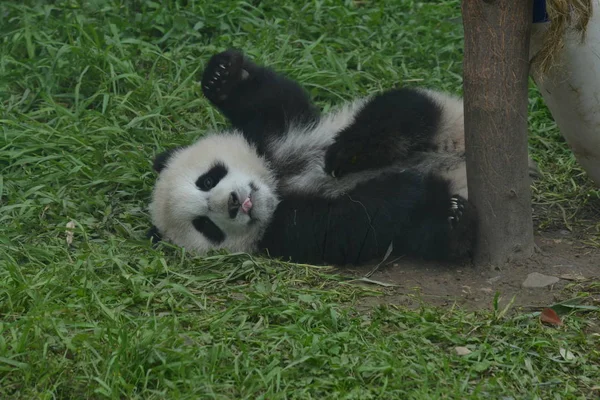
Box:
<box><xmin>147</xmin><ymin>225</ymin><xmax>162</xmax><ymax>244</ymax></box>
<box><xmin>153</xmin><ymin>147</ymin><xmax>182</xmax><ymax>173</ymax></box>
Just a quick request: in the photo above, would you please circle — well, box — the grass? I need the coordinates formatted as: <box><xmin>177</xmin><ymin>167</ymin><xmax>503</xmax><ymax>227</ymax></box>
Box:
<box><xmin>1</xmin><ymin>0</ymin><xmax>599</xmax><ymax>398</ymax></box>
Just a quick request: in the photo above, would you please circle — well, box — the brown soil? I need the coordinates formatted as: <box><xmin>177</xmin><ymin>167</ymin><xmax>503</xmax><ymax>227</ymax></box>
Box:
<box><xmin>339</xmin><ymin>230</ymin><xmax>600</xmax><ymax>312</ymax></box>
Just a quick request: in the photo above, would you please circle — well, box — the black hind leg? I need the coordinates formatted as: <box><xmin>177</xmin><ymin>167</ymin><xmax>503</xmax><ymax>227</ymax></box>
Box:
<box><xmin>201</xmin><ymin>49</ymin><xmax>320</xmax><ymax>152</ymax></box>
<box><xmin>324</xmin><ymin>88</ymin><xmax>442</xmax><ymax>178</ymax></box>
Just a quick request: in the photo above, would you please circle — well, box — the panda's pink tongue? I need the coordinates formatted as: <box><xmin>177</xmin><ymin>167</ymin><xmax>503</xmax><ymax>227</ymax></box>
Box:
<box><xmin>241</xmin><ymin>197</ymin><xmax>253</xmax><ymax>213</ymax></box>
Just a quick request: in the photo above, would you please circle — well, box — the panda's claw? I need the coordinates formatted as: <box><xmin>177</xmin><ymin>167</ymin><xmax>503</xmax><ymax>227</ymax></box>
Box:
<box><xmin>448</xmin><ymin>195</ymin><xmax>466</xmax><ymax>230</ymax></box>
<box><xmin>201</xmin><ymin>50</ymin><xmax>246</xmax><ymax>103</ymax></box>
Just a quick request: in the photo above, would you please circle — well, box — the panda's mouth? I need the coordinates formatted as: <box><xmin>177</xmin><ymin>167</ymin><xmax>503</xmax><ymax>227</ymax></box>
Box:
<box><xmin>228</xmin><ymin>188</ymin><xmax>255</xmax><ymax>219</ymax></box>
<box><xmin>229</xmin><ymin>192</ymin><xmax>258</xmax><ymax>224</ymax></box>
<box><xmin>228</xmin><ymin>182</ymin><xmax>262</xmax><ymax>224</ymax></box>
<box><xmin>241</xmin><ymin>197</ymin><xmax>253</xmax><ymax>213</ymax></box>
<box><xmin>246</xmin><ymin>193</ymin><xmax>258</xmax><ymax>223</ymax></box>
<box><xmin>246</xmin><ymin>183</ymin><xmax>261</xmax><ymax>222</ymax></box>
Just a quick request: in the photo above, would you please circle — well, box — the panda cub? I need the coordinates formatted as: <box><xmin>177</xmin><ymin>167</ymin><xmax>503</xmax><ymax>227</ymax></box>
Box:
<box><xmin>149</xmin><ymin>49</ymin><xmax>482</xmax><ymax>266</ymax></box>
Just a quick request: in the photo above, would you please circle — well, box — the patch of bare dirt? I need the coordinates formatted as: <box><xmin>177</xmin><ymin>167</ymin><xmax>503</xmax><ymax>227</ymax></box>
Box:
<box><xmin>340</xmin><ymin>231</ymin><xmax>600</xmax><ymax>311</ymax></box>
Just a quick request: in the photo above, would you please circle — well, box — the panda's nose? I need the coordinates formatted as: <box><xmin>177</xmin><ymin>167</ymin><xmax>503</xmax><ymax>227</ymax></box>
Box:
<box><xmin>228</xmin><ymin>192</ymin><xmax>240</xmax><ymax>219</ymax></box>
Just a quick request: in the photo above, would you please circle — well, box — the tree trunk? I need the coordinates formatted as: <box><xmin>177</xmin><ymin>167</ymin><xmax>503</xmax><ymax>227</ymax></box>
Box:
<box><xmin>461</xmin><ymin>0</ymin><xmax>535</xmax><ymax>266</ymax></box>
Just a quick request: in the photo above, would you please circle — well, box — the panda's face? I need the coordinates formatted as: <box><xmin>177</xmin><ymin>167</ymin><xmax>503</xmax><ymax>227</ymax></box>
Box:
<box><xmin>149</xmin><ymin>132</ymin><xmax>279</xmax><ymax>254</ymax></box>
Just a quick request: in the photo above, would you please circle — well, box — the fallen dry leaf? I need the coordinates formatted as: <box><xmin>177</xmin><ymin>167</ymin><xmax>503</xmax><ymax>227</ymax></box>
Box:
<box><xmin>66</xmin><ymin>221</ymin><xmax>76</xmax><ymax>246</ymax></box>
<box><xmin>454</xmin><ymin>346</ymin><xmax>472</xmax><ymax>356</ymax></box>
<box><xmin>540</xmin><ymin>308</ymin><xmax>562</xmax><ymax>326</ymax></box>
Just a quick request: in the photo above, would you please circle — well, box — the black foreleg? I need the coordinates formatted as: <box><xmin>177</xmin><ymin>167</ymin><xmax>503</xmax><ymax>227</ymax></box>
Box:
<box><xmin>201</xmin><ymin>49</ymin><xmax>320</xmax><ymax>153</ymax></box>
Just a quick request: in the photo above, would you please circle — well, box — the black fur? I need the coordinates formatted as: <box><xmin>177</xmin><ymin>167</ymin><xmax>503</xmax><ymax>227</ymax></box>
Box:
<box><xmin>147</xmin><ymin>225</ymin><xmax>162</xmax><ymax>243</ymax></box>
<box><xmin>196</xmin><ymin>162</ymin><xmax>228</xmax><ymax>191</ymax></box>
<box><xmin>324</xmin><ymin>89</ymin><xmax>443</xmax><ymax>178</ymax></box>
<box><xmin>201</xmin><ymin>49</ymin><xmax>320</xmax><ymax>153</ymax></box>
<box><xmin>200</xmin><ymin>49</ymin><xmax>477</xmax><ymax>264</ymax></box>
<box><xmin>259</xmin><ymin>171</ymin><xmax>476</xmax><ymax>265</ymax></box>
<box><xmin>192</xmin><ymin>216</ymin><xmax>226</xmax><ymax>244</ymax></box>
<box><xmin>153</xmin><ymin>148</ymin><xmax>182</xmax><ymax>173</ymax></box>
<box><xmin>148</xmin><ymin>49</ymin><xmax>479</xmax><ymax>265</ymax></box>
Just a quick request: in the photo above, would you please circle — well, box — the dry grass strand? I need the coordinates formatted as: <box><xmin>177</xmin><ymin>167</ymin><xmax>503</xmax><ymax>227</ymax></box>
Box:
<box><xmin>531</xmin><ymin>0</ymin><xmax>594</xmax><ymax>77</ymax></box>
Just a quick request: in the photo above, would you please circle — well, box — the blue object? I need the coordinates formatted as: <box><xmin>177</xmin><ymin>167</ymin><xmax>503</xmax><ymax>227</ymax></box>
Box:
<box><xmin>533</xmin><ymin>0</ymin><xmax>550</xmax><ymax>23</ymax></box>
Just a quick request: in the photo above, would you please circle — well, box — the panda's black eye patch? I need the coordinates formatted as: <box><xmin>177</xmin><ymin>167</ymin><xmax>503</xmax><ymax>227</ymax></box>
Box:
<box><xmin>196</xmin><ymin>162</ymin><xmax>228</xmax><ymax>191</ymax></box>
<box><xmin>192</xmin><ymin>216</ymin><xmax>225</xmax><ymax>244</ymax></box>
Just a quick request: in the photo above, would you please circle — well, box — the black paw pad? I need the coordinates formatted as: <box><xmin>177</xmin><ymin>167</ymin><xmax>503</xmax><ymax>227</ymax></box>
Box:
<box><xmin>201</xmin><ymin>50</ymin><xmax>247</xmax><ymax>103</ymax></box>
<box><xmin>448</xmin><ymin>195</ymin><xmax>466</xmax><ymax>230</ymax></box>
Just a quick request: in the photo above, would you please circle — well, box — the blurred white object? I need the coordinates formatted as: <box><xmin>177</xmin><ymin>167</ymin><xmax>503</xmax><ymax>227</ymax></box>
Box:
<box><xmin>529</xmin><ymin>1</ymin><xmax>600</xmax><ymax>186</ymax></box>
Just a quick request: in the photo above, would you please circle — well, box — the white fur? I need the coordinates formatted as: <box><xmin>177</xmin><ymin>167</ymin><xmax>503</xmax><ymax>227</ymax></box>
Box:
<box><xmin>150</xmin><ymin>88</ymin><xmax>538</xmax><ymax>255</ymax></box>
<box><xmin>270</xmin><ymin>98</ymin><xmax>380</xmax><ymax>198</ymax></box>
<box><xmin>149</xmin><ymin>132</ymin><xmax>279</xmax><ymax>254</ymax></box>
<box><xmin>267</xmin><ymin>91</ymin><xmax>471</xmax><ymax>199</ymax></box>
<box><xmin>413</xmin><ymin>89</ymin><xmax>537</xmax><ymax>199</ymax></box>
<box><xmin>417</xmin><ymin>89</ymin><xmax>465</xmax><ymax>153</ymax></box>
<box><xmin>267</xmin><ymin>89</ymin><xmax>536</xmax><ymax>201</ymax></box>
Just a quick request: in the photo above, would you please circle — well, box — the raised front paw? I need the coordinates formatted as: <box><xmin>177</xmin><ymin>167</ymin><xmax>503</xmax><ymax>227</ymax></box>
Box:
<box><xmin>201</xmin><ymin>49</ymin><xmax>247</xmax><ymax>103</ymax></box>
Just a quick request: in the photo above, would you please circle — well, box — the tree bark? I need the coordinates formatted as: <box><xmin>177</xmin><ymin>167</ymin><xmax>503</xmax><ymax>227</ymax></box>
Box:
<box><xmin>461</xmin><ymin>0</ymin><xmax>535</xmax><ymax>266</ymax></box>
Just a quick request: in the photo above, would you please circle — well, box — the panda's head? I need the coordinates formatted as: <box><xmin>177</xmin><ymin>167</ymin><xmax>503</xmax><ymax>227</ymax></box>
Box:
<box><xmin>149</xmin><ymin>132</ymin><xmax>279</xmax><ymax>255</ymax></box>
